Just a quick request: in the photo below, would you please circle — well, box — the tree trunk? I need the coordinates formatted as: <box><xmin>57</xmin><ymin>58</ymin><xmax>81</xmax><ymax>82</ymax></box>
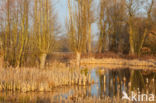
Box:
<box><xmin>0</xmin><ymin>56</ymin><xmax>3</xmax><ymax>68</ymax></box>
<box><xmin>129</xmin><ymin>25</ymin><xmax>135</xmax><ymax>55</ymax></box>
<box><xmin>76</xmin><ymin>52</ymin><xmax>81</xmax><ymax>67</ymax></box>
<box><xmin>137</xmin><ymin>29</ymin><xmax>147</xmax><ymax>55</ymax></box>
<box><xmin>40</xmin><ymin>53</ymin><xmax>47</xmax><ymax>69</ymax></box>
<box><xmin>88</xmin><ymin>24</ymin><xmax>91</xmax><ymax>53</ymax></box>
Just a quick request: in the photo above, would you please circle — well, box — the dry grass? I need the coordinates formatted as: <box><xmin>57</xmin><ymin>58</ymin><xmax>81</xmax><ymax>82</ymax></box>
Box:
<box><xmin>79</xmin><ymin>58</ymin><xmax>156</xmax><ymax>68</ymax></box>
<box><xmin>81</xmin><ymin>52</ymin><xmax>156</xmax><ymax>60</ymax></box>
<box><xmin>0</xmin><ymin>63</ymin><xmax>91</xmax><ymax>92</ymax></box>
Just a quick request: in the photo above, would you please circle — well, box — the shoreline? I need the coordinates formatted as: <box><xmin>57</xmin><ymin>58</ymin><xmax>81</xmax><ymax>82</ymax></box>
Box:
<box><xmin>0</xmin><ymin>58</ymin><xmax>156</xmax><ymax>93</ymax></box>
<box><xmin>78</xmin><ymin>58</ymin><xmax>156</xmax><ymax>68</ymax></box>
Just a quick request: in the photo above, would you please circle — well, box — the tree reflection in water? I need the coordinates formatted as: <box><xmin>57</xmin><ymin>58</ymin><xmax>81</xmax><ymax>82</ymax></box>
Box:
<box><xmin>0</xmin><ymin>68</ymin><xmax>156</xmax><ymax>102</ymax></box>
<box><xmin>92</xmin><ymin>68</ymin><xmax>155</xmax><ymax>98</ymax></box>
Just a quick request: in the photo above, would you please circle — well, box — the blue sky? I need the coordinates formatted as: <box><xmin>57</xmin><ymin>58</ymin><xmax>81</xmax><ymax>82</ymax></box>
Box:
<box><xmin>55</xmin><ymin>0</ymin><xmax>68</xmax><ymax>30</ymax></box>
<box><xmin>55</xmin><ymin>0</ymin><xmax>99</xmax><ymax>39</ymax></box>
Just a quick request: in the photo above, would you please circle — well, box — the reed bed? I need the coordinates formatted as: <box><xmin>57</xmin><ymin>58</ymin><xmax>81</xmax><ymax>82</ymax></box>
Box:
<box><xmin>0</xmin><ymin>64</ymin><xmax>92</xmax><ymax>92</ymax></box>
<box><xmin>0</xmin><ymin>64</ymin><xmax>156</xmax><ymax>103</ymax></box>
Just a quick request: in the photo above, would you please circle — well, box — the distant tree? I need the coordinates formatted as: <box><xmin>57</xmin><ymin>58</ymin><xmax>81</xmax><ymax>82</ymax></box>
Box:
<box><xmin>55</xmin><ymin>36</ymin><xmax>70</xmax><ymax>52</ymax></box>
<box><xmin>126</xmin><ymin>0</ymin><xmax>154</xmax><ymax>55</ymax></box>
<box><xmin>98</xmin><ymin>0</ymin><xmax>127</xmax><ymax>53</ymax></box>
<box><xmin>144</xmin><ymin>4</ymin><xmax>156</xmax><ymax>54</ymax></box>
<box><xmin>98</xmin><ymin>0</ymin><xmax>107</xmax><ymax>53</ymax></box>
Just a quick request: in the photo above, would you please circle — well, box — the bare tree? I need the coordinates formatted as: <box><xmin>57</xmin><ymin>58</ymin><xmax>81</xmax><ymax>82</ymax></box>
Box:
<box><xmin>98</xmin><ymin>0</ymin><xmax>127</xmax><ymax>53</ymax></box>
<box><xmin>0</xmin><ymin>0</ymin><xmax>30</xmax><ymax>67</ymax></box>
<box><xmin>33</xmin><ymin>0</ymin><xmax>56</xmax><ymax>68</ymax></box>
<box><xmin>68</xmin><ymin>0</ymin><xmax>95</xmax><ymax>66</ymax></box>
<box><xmin>126</xmin><ymin>0</ymin><xmax>154</xmax><ymax>55</ymax></box>
<box><xmin>98</xmin><ymin>0</ymin><xmax>107</xmax><ymax>53</ymax></box>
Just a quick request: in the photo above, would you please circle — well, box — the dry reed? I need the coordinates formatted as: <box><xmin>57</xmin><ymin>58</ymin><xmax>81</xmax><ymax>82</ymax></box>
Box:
<box><xmin>0</xmin><ymin>63</ymin><xmax>92</xmax><ymax>92</ymax></box>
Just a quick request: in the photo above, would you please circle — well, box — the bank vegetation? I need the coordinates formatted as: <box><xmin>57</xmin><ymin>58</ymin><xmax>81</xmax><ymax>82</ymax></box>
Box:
<box><xmin>0</xmin><ymin>0</ymin><xmax>155</xmax><ymax>68</ymax></box>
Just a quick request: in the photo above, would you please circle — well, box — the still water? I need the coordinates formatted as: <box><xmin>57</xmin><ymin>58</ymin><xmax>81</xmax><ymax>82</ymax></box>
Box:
<box><xmin>0</xmin><ymin>68</ymin><xmax>156</xmax><ymax>103</ymax></box>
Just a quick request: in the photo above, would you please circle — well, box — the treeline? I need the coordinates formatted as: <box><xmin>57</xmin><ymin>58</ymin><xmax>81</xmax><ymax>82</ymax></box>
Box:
<box><xmin>0</xmin><ymin>0</ymin><xmax>156</xmax><ymax>68</ymax></box>
<box><xmin>97</xmin><ymin>0</ymin><xmax>155</xmax><ymax>55</ymax></box>
<box><xmin>0</xmin><ymin>0</ymin><xmax>57</xmax><ymax>68</ymax></box>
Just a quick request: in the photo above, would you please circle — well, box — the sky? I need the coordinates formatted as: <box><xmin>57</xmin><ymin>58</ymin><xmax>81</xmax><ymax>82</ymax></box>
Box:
<box><xmin>55</xmin><ymin>0</ymin><xmax>68</xmax><ymax>30</ymax></box>
<box><xmin>55</xmin><ymin>0</ymin><xmax>99</xmax><ymax>39</ymax></box>
<box><xmin>55</xmin><ymin>0</ymin><xmax>156</xmax><ymax>39</ymax></box>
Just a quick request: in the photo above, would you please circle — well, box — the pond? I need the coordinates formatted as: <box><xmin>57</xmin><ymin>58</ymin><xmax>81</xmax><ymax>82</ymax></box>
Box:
<box><xmin>0</xmin><ymin>67</ymin><xmax>156</xmax><ymax>103</ymax></box>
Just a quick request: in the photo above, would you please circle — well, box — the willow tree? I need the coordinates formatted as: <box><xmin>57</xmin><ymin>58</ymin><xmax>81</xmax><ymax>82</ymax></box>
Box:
<box><xmin>126</xmin><ymin>0</ymin><xmax>154</xmax><ymax>55</ymax></box>
<box><xmin>68</xmin><ymin>0</ymin><xmax>95</xmax><ymax>66</ymax></box>
<box><xmin>33</xmin><ymin>0</ymin><xmax>56</xmax><ymax>68</ymax></box>
<box><xmin>136</xmin><ymin>0</ymin><xmax>154</xmax><ymax>55</ymax></box>
<box><xmin>2</xmin><ymin>0</ymin><xmax>12</xmax><ymax>66</ymax></box>
<box><xmin>126</xmin><ymin>0</ymin><xmax>138</xmax><ymax>55</ymax></box>
<box><xmin>16</xmin><ymin>0</ymin><xmax>29</xmax><ymax>67</ymax></box>
<box><xmin>86</xmin><ymin>0</ymin><xmax>95</xmax><ymax>53</ymax></box>
<box><xmin>0</xmin><ymin>0</ymin><xmax>30</xmax><ymax>67</ymax></box>
<box><xmin>98</xmin><ymin>0</ymin><xmax>107</xmax><ymax>53</ymax></box>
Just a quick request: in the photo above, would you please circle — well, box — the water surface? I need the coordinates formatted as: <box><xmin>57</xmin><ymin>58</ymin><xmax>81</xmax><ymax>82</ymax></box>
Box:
<box><xmin>0</xmin><ymin>67</ymin><xmax>156</xmax><ymax>103</ymax></box>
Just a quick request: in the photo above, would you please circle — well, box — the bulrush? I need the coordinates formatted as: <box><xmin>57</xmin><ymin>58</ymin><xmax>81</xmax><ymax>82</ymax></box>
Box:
<box><xmin>128</xmin><ymin>82</ymin><xmax>131</xmax><ymax>95</ymax></box>
<box><xmin>10</xmin><ymin>82</ymin><xmax>14</xmax><ymax>90</ymax></box>
<box><xmin>0</xmin><ymin>66</ymin><xmax>94</xmax><ymax>92</ymax></box>
<box><xmin>91</xmin><ymin>79</ymin><xmax>95</xmax><ymax>84</ymax></box>
<box><xmin>82</xmin><ymin>75</ymin><xmax>86</xmax><ymax>86</ymax></box>
<box><xmin>78</xmin><ymin>77</ymin><xmax>82</xmax><ymax>86</ymax></box>
<box><xmin>75</xmin><ymin>77</ymin><xmax>79</xmax><ymax>85</ymax></box>
<box><xmin>16</xmin><ymin>83</ymin><xmax>21</xmax><ymax>91</ymax></box>
<box><xmin>71</xmin><ymin>79</ymin><xmax>74</xmax><ymax>85</ymax></box>
<box><xmin>3</xmin><ymin>82</ymin><xmax>7</xmax><ymax>90</ymax></box>
<box><xmin>123</xmin><ymin>76</ymin><xmax>126</xmax><ymax>88</ymax></box>
<box><xmin>21</xmin><ymin>83</ymin><xmax>27</xmax><ymax>93</ymax></box>
<box><xmin>26</xmin><ymin>83</ymin><xmax>31</xmax><ymax>92</ymax></box>
<box><xmin>55</xmin><ymin>79</ymin><xmax>59</xmax><ymax>87</ymax></box>
<box><xmin>88</xmin><ymin>74</ymin><xmax>92</xmax><ymax>84</ymax></box>
<box><xmin>117</xmin><ymin>85</ymin><xmax>120</xmax><ymax>97</ymax></box>
<box><xmin>13</xmin><ymin>83</ymin><xmax>16</xmax><ymax>91</ymax></box>
<box><xmin>0</xmin><ymin>83</ymin><xmax>2</xmax><ymax>91</ymax></box>
<box><xmin>31</xmin><ymin>83</ymin><xmax>36</xmax><ymax>91</ymax></box>
<box><xmin>7</xmin><ymin>82</ymin><xmax>11</xmax><ymax>90</ymax></box>
<box><xmin>152</xmin><ymin>78</ymin><xmax>154</xmax><ymax>83</ymax></box>
<box><xmin>146</xmin><ymin>78</ymin><xmax>149</xmax><ymax>84</ymax></box>
<box><xmin>38</xmin><ymin>83</ymin><xmax>44</xmax><ymax>92</ymax></box>
<box><xmin>149</xmin><ymin>78</ymin><xmax>155</xmax><ymax>92</ymax></box>
<box><xmin>45</xmin><ymin>83</ymin><xmax>51</xmax><ymax>91</ymax></box>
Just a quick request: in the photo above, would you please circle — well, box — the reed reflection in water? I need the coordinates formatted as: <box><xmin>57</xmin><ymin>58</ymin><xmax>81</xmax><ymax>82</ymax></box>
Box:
<box><xmin>0</xmin><ymin>68</ymin><xmax>156</xmax><ymax>103</ymax></box>
<box><xmin>90</xmin><ymin>68</ymin><xmax>156</xmax><ymax>98</ymax></box>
